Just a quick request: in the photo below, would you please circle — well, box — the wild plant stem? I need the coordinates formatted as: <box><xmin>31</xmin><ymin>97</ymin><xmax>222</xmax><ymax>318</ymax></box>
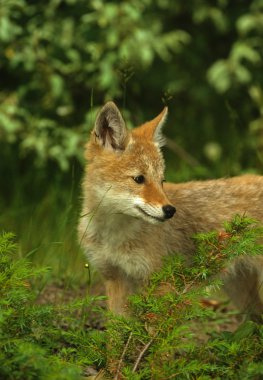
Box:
<box><xmin>114</xmin><ymin>332</ymin><xmax>133</xmax><ymax>380</ymax></box>
<box><xmin>132</xmin><ymin>336</ymin><xmax>155</xmax><ymax>373</ymax></box>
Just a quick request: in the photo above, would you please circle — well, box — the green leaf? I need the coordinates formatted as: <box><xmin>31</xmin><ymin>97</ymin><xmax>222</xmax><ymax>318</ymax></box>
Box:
<box><xmin>230</xmin><ymin>42</ymin><xmax>260</xmax><ymax>64</ymax></box>
<box><xmin>207</xmin><ymin>60</ymin><xmax>231</xmax><ymax>93</ymax></box>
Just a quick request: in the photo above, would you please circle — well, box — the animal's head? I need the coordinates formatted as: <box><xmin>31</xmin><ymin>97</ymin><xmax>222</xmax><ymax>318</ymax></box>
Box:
<box><xmin>85</xmin><ymin>101</ymin><xmax>176</xmax><ymax>224</ymax></box>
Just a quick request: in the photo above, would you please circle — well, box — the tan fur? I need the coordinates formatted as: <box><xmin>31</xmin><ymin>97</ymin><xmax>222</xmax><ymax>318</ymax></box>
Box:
<box><xmin>78</xmin><ymin>102</ymin><xmax>263</xmax><ymax>318</ymax></box>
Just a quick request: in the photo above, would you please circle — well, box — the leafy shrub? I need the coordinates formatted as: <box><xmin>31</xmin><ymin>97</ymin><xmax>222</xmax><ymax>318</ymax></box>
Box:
<box><xmin>105</xmin><ymin>216</ymin><xmax>263</xmax><ymax>379</ymax></box>
<box><xmin>2</xmin><ymin>219</ymin><xmax>263</xmax><ymax>378</ymax></box>
<box><xmin>1</xmin><ymin>0</ymin><xmax>263</xmax><ymax>174</ymax></box>
<box><xmin>0</xmin><ymin>232</ymin><xmax>106</xmax><ymax>379</ymax></box>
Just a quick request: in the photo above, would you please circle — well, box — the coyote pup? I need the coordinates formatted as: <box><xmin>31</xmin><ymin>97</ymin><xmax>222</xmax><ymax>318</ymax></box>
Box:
<box><xmin>79</xmin><ymin>102</ymin><xmax>263</xmax><ymax>318</ymax></box>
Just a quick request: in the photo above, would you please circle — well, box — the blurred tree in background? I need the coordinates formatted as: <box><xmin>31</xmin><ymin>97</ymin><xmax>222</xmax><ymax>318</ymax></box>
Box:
<box><xmin>0</xmin><ymin>0</ymin><xmax>263</xmax><ymax>266</ymax></box>
<box><xmin>1</xmin><ymin>0</ymin><xmax>263</xmax><ymax>173</ymax></box>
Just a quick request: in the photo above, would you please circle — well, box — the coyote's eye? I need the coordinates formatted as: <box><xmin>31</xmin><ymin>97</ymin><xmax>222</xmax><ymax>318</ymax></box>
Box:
<box><xmin>133</xmin><ymin>175</ymin><xmax>145</xmax><ymax>184</ymax></box>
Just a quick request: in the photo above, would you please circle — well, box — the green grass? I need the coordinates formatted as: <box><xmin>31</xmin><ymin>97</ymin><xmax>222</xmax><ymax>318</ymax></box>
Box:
<box><xmin>0</xmin><ymin>175</ymin><xmax>88</xmax><ymax>287</ymax></box>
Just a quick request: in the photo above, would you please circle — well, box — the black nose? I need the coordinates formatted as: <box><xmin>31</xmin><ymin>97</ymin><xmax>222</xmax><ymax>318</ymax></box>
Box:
<box><xmin>162</xmin><ymin>204</ymin><xmax>176</xmax><ymax>219</ymax></box>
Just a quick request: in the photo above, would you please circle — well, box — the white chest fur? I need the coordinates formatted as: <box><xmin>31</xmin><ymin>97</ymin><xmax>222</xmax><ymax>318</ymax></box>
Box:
<box><xmin>80</xmin><ymin>211</ymin><xmax>154</xmax><ymax>279</ymax></box>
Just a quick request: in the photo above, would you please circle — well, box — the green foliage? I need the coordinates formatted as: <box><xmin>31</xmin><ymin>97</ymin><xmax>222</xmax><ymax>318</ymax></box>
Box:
<box><xmin>0</xmin><ymin>0</ymin><xmax>190</xmax><ymax>171</ymax></box>
<box><xmin>0</xmin><ymin>232</ymin><xmax>106</xmax><ymax>379</ymax></box>
<box><xmin>1</xmin><ymin>0</ymin><xmax>263</xmax><ymax>174</ymax></box>
<box><xmin>193</xmin><ymin>215</ymin><xmax>263</xmax><ymax>279</ymax></box>
<box><xmin>1</xmin><ymin>219</ymin><xmax>263</xmax><ymax>379</ymax></box>
<box><xmin>103</xmin><ymin>216</ymin><xmax>263</xmax><ymax>379</ymax></box>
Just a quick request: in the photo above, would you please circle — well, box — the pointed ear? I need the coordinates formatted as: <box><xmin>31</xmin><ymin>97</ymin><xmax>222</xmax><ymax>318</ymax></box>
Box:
<box><xmin>93</xmin><ymin>101</ymin><xmax>129</xmax><ymax>151</ymax></box>
<box><xmin>133</xmin><ymin>107</ymin><xmax>168</xmax><ymax>147</ymax></box>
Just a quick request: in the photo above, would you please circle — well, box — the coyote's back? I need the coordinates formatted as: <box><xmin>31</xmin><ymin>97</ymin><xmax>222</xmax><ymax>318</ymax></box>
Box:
<box><xmin>79</xmin><ymin>102</ymin><xmax>263</xmax><ymax>318</ymax></box>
